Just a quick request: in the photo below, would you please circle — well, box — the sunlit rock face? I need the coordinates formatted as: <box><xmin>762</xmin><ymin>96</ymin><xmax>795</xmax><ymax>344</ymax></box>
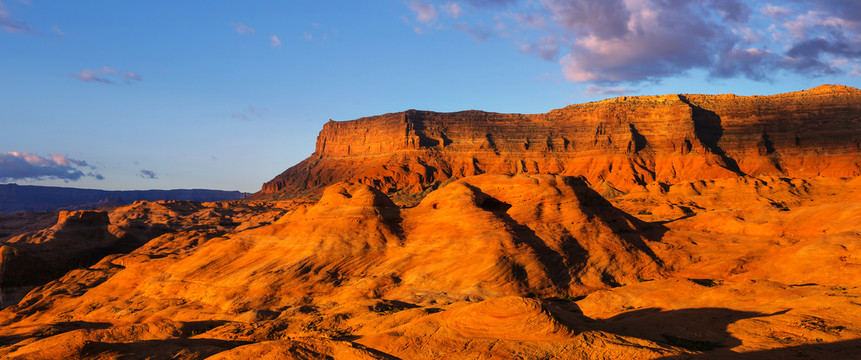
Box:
<box><xmin>1</xmin><ymin>86</ymin><xmax>860</xmax><ymax>359</ymax></box>
<box><xmin>260</xmin><ymin>85</ymin><xmax>861</xmax><ymax>200</ymax></box>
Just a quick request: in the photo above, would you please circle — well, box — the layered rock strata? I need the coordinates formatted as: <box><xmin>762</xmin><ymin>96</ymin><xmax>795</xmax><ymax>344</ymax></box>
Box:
<box><xmin>260</xmin><ymin>85</ymin><xmax>861</xmax><ymax>199</ymax></box>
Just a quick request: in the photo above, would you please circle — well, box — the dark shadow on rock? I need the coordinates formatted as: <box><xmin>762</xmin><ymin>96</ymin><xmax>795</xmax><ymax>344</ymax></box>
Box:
<box><xmin>0</xmin><ymin>321</ymin><xmax>113</xmax><ymax>347</ymax></box>
<box><xmin>655</xmin><ymin>213</ymin><xmax>696</xmax><ymax>225</ymax></box>
<box><xmin>364</xmin><ymin>186</ymin><xmax>406</xmax><ymax>242</ymax></box>
<box><xmin>405</xmin><ymin>110</ymin><xmax>440</xmax><ymax>148</ymax></box>
<box><xmin>563</xmin><ymin>177</ymin><xmax>666</xmax><ymax>265</ymax></box>
<box><xmin>347</xmin><ymin>342</ymin><xmax>406</xmax><ymax>360</ymax></box>
<box><xmin>630</xmin><ymin>124</ymin><xmax>648</xmax><ymax>153</ymax></box>
<box><xmin>180</xmin><ymin>320</ymin><xmax>230</xmax><ymax>337</ymax></box>
<box><xmin>463</xmin><ymin>184</ymin><xmax>574</xmax><ymax>291</ymax></box>
<box><xmin>546</xmin><ymin>306</ymin><xmax>789</xmax><ymax>357</ymax></box>
<box><xmin>459</xmin><ymin>177</ymin><xmax>672</xmax><ymax>291</ymax></box>
<box><xmin>49</xmin><ymin>320</ymin><xmax>113</xmax><ymax>332</ymax></box>
<box><xmin>658</xmin><ymin>337</ymin><xmax>861</xmax><ymax>359</ymax></box>
<box><xmin>371</xmin><ymin>299</ymin><xmax>420</xmax><ymax>314</ymax></box>
<box><xmin>678</xmin><ymin>95</ymin><xmax>745</xmax><ymax>176</ymax></box>
<box><xmin>533</xmin><ymin>299</ymin><xmax>841</xmax><ymax>359</ymax></box>
<box><xmin>79</xmin><ymin>338</ymin><xmax>250</xmax><ymax>359</ymax></box>
<box><xmin>593</xmin><ymin>307</ymin><xmax>774</xmax><ymax>351</ymax></box>
<box><xmin>758</xmin><ymin>132</ymin><xmax>776</xmax><ymax>155</ymax></box>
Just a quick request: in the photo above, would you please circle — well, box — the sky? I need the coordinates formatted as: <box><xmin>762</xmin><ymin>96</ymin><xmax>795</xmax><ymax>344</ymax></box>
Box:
<box><xmin>1</xmin><ymin>0</ymin><xmax>860</xmax><ymax>193</ymax></box>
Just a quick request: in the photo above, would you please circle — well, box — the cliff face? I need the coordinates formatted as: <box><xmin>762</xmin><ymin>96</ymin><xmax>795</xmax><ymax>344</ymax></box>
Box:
<box><xmin>260</xmin><ymin>85</ymin><xmax>861</xmax><ymax>198</ymax></box>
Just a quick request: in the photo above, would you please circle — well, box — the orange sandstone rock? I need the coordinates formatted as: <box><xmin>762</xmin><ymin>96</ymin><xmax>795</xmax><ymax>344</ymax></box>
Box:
<box><xmin>259</xmin><ymin>85</ymin><xmax>861</xmax><ymax>200</ymax></box>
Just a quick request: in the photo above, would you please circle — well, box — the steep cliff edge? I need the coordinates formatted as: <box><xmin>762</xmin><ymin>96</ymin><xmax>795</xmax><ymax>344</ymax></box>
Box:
<box><xmin>259</xmin><ymin>85</ymin><xmax>861</xmax><ymax>199</ymax></box>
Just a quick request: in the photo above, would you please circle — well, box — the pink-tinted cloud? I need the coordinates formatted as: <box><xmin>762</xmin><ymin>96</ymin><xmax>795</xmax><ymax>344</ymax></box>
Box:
<box><xmin>270</xmin><ymin>35</ymin><xmax>281</xmax><ymax>47</ymax></box>
<box><xmin>0</xmin><ymin>0</ymin><xmax>34</xmax><ymax>33</ymax></box>
<box><xmin>49</xmin><ymin>154</ymin><xmax>90</xmax><ymax>167</ymax></box>
<box><xmin>409</xmin><ymin>0</ymin><xmax>861</xmax><ymax>83</ymax></box>
<box><xmin>409</xmin><ymin>1</ymin><xmax>439</xmax><ymax>24</ymax></box>
<box><xmin>233</xmin><ymin>22</ymin><xmax>256</xmax><ymax>34</ymax></box>
<box><xmin>0</xmin><ymin>152</ymin><xmax>103</xmax><ymax>182</ymax></box>
<box><xmin>761</xmin><ymin>5</ymin><xmax>792</xmax><ymax>18</ymax></box>
<box><xmin>71</xmin><ymin>67</ymin><xmax>142</xmax><ymax>85</ymax></box>
<box><xmin>555</xmin><ymin>0</ymin><xmax>750</xmax><ymax>82</ymax></box>
<box><xmin>442</xmin><ymin>2</ymin><xmax>462</xmax><ymax>18</ymax></box>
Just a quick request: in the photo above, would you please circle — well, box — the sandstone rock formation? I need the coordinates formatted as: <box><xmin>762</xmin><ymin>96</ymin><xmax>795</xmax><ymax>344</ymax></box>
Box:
<box><xmin>0</xmin><ymin>173</ymin><xmax>858</xmax><ymax>358</ymax></box>
<box><xmin>0</xmin><ymin>86</ymin><xmax>859</xmax><ymax>359</ymax></box>
<box><xmin>260</xmin><ymin>85</ymin><xmax>861</xmax><ymax>201</ymax></box>
<box><xmin>0</xmin><ymin>201</ymin><xmax>291</xmax><ymax>309</ymax></box>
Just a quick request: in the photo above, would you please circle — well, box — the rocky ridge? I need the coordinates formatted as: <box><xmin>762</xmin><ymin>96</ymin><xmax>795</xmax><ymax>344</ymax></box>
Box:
<box><xmin>260</xmin><ymin>85</ymin><xmax>861</xmax><ymax>201</ymax></box>
<box><xmin>0</xmin><ymin>86</ymin><xmax>859</xmax><ymax>358</ymax></box>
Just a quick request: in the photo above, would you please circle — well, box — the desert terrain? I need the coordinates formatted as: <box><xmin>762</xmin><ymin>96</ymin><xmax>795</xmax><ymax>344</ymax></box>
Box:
<box><xmin>0</xmin><ymin>85</ymin><xmax>860</xmax><ymax>359</ymax></box>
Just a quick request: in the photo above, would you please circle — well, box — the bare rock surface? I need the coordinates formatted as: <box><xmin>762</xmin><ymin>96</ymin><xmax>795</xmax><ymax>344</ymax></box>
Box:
<box><xmin>259</xmin><ymin>85</ymin><xmax>861</xmax><ymax>203</ymax></box>
<box><xmin>0</xmin><ymin>86</ymin><xmax>860</xmax><ymax>359</ymax></box>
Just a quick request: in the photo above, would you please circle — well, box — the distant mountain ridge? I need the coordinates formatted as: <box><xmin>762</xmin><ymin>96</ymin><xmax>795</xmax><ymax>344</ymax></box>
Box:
<box><xmin>0</xmin><ymin>183</ymin><xmax>249</xmax><ymax>213</ymax></box>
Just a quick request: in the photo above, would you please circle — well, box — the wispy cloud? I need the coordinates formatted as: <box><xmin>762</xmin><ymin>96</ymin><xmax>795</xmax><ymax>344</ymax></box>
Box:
<box><xmin>138</xmin><ymin>169</ymin><xmax>157</xmax><ymax>179</ymax></box>
<box><xmin>52</xmin><ymin>25</ymin><xmax>64</xmax><ymax>36</ymax></box>
<box><xmin>583</xmin><ymin>84</ymin><xmax>631</xmax><ymax>97</ymax></box>
<box><xmin>454</xmin><ymin>22</ymin><xmax>493</xmax><ymax>42</ymax></box>
<box><xmin>270</xmin><ymin>34</ymin><xmax>281</xmax><ymax>48</ymax></box>
<box><xmin>231</xmin><ymin>106</ymin><xmax>268</xmax><ymax>121</ymax></box>
<box><xmin>71</xmin><ymin>67</ymin><xmax>142</xmax><ymax>85</ymax></box>
<box><xmin>409</xmin><ymin>1</ymin><xmax>439</xmax><ymax>25</ymax></box>
<box><xmin>442</xmin><ymin>2</ymin><xmax>462</xmax><ymax>18</ymax></box>
<box><xmin>302</xmin><ymin>23</ymin><xmax>335</xmax><ymax>42</ymax></box>
<box><xmin>0</xmin><ymin>152</ymin><xmax>103</xmax><ymax>182</ymax></box>
<box><xmin>233</xmin><ymin>22</ymin><xmax>255</xmax><ymax>35</ymax></box>
<box><xmin>761</xmin><ymin>5</ymin><xmax>792</xmax><ymax>18</ymax></box>
<box><xmin>0</xmin><ymin>0</ymin><xmax>34</xmax><ymax>33</ymax></box>
<box><xmin>519</xmin><ymin>36</ymin><xmax>561</xmax><ymax>60</ymax></box>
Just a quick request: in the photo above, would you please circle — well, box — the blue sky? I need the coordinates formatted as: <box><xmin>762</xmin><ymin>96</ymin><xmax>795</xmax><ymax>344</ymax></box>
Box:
<box><xmin>2</xmin><ymin>0</ymin><xmax>859</xmax><ymax>192</ymax></box>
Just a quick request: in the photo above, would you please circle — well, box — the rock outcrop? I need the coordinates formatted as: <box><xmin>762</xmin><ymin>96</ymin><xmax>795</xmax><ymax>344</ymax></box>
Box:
<box><xmin>3</xmin><ymin>172</ymin><xmax>859</xmax><ymax>359</ymax></box>
<box><xmin>259</xmin><ymin>85</ymin><xmax>861</xmax><ymax>199</ymax></box>
<box><xmin>0</xmin><ymin>201</ymin><xmax>291</xmax><ymax>308</ymax></box>
<box><xmin>1</xmin><ymin>86</ymin><xmax>860</xmax><ymax>359</ymax></box>
<box><xmin>1</xmin><ymin>210</ymin><xmax>115</xmax><ymax>307</ymax></box>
